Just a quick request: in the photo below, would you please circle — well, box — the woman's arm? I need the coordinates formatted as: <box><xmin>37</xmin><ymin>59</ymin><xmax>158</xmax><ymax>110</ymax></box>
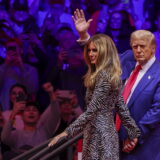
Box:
<box><xmin>72</xmin><ymin>9</ymin><xmax>92</xmax><ymax>42</ymax></box>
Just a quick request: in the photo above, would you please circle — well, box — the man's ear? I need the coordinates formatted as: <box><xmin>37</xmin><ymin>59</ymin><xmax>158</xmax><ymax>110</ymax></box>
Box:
<box><xmin>151</xmin><ymin>45</ymin><xmax>156</xmax><ymax>55</ymax></box>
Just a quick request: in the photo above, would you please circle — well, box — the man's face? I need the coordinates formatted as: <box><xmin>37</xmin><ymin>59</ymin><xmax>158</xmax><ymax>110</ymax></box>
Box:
<box><xmin>60</xmin><ymin>100</ymin><xmax>73</xmax><ymax>115</ymax></box>
<box><xmin>110</xmin><ymin>12</ymin><xmax>122</xmax><ymax>30</ymax></box>
<box><xmin>6</xmin><ymin>41</ymin><xmax>23</xmax><ymax>65</ymax></box>
<box><xmin>131</xmin><ymin>39</ymin><xmax>155</xmax><ymax>65</ymax></box>
<box><xmin>22</xmin><ymin>106</ymin><xmax>40</xmax><ymax>125</ymax></box>
<box><xmin>6</xmin><ymin>42</ymin><xmax>21</xmax><ymax>58</ymax></box>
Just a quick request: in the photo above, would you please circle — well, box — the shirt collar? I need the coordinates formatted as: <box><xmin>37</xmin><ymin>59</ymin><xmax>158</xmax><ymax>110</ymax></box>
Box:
<box><xmin>136</xmin><ymin>56</ymin><xmax>156</xmax><ymax>71</ymax></box>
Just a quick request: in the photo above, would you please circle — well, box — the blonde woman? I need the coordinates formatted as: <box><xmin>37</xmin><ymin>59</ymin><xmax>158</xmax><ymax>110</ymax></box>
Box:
<box><xmin>48</xmin><ymin>10</ymin><xmax>141</xmax><ymax>160</ymax></box>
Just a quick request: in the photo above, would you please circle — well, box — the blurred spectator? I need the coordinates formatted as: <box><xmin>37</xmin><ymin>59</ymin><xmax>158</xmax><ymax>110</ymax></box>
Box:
<box><xmin>55</xmin><ymin>90</ymin><xmax>83</xmax><ymax>134</ymax></box>
<box><xmin>41</xmin><ymin>1</ymin><xmax>65</xmax><ymax>36</ymax></box>
<box><xmin>54</xmin><ymin>89</ymin><xmax>83</xmax><ymax>160</ymax></box>
<box><xmin>128</xmin><ymin>0</ymin><xmax>160</xmax><ymax>30</ymax></box>
<box><xmin>105</xmin><ymin>10</ymin><xmax>135</xmax><ymax>54</ymax></box>
<box><xmin>19</xmin><ymin>32</ymin><xmax>48</xmax><ymax>83</ymax></box>
<box><xmin>30</xmin><ymin>0</ymin><xmax>50</xmax><ymax>29</ymax></box>
<box><xmin>8</xmin><ymin>0</ymin><xmax>38</xmax><ymax>35</ymax></box>
<box><xmin>0</xmin><ymin>18</ymin><xmax>16</xmax><ymax>61</ymax></box>
<box><xmin>102</xmin><ymin>0</ymin><xmax>125</xmax><ymax>12</ymax></box>
<box><xmin>0</xmin><ymin>38</ymin><xmax>39</xmax><ymax>111</ymax></box>
<box><xmin>1</xmin><ymin>82</ymin><xmax>60</xmax><ymax>159</ymax></box>
<box><xmin>44</xmin><ymin>27</ymin><xmax>87</xmax><ymax>109</ymax></box>
<box><xmin>2</xmin><ymin>83</ymin><xmax>28</xmax><ymax>130</ymax></box>
<box><xmin>88</xmin><ymin>0</ymin><xmax>126</xmax><ymax>35</ymax></box>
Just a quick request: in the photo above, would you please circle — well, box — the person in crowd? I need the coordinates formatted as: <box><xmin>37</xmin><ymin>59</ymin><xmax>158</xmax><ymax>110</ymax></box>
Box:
<box><xmin>118</xmin><ymin>30</ymin><xmax>160</xmax><ymax>160</ymax></box>
<box><xmin>2</xmin><ymin>83</ymin><xmax>28</xmax><ymax>130</ymax></box>
<box><xmin>0</xmin><ymin>38</ymin><xmax>39</xmax><ymax>111</ymax></box>
<box><xmin>127</xmin><ymin>0</ymin><xmax>160</xmax><ymax>30</ymax></box>
<box><xmin>88</xmin><ymin>0</ymin><xmax>126</xmax><ymax>36</ymax></box>
<box><xmin>104</xmin><ymin>10</ymin><xmax>135</xmax><ymax>54</ymax></box>
<box><xmin>7</xmin><ymin>0</ymin><xmax>38</xmax><ymax>36</ymax></box>
<box><xmin>44</xmin><ymin>26</ymin><xmax>87</xmax><ymax>109</ymax></box>
<box><xmin>19</xmin><ymin>31</ymin><xmax>48</xmax><ymax>83</ymax></box>
<box><xmin>54</xmin><ymin>89</ymin><xmax>83</xmax><ymax>160</ymax></box>
<box><xmin>48</xmin><ymin>10</ymin><xmax>140</xmax><ymax>160</ymax></box>
<box><xmin>1</xmin><ymin>82</ymin><xmax>60</xmax><ymax>159</ymax></box>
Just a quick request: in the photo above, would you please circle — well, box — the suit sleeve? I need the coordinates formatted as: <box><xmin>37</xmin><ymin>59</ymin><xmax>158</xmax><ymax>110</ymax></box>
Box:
<box><xmin>138</xmin><ymin>82</ymin><xmax>160</xmax><ymax>139</ymax></box>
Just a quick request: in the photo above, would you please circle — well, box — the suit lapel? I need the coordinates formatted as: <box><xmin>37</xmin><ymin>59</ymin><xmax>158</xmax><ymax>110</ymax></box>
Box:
<box><xmin>127</xmin><ymin>61</ymin><xmax>158</xmax><ymax>108</ymax></box>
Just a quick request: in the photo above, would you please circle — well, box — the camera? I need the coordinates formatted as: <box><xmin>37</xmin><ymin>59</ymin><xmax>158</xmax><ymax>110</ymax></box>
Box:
<box><xmin>16</xmin><ymin>92</ymin><xmax>27</xmax><ymax>102</ymax></box>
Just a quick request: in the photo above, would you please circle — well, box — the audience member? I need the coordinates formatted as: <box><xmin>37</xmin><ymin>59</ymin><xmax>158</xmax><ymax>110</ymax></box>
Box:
<box><xmin>0</xmin><ymin>38</ymin><xmax>39</xmax><ymax>111</ymax></box>
<box><xmin>2</xmin><ymin>83</ymin><xmax>28</xmax><ymax>130</ymax></box>
<box><xmin>45</xmin><ymin>27</ymin><xmax>87</xmax><ymax>109</ymax></box>
<box><xmin>127</xmin><ymin>0</ymin><xmax>159</xmax><ymax>30</ymax></box>
<box><xmin>19</xmin><ymin>32</ymin><xmax>48</xmax><ymax>83</ymax></box>
<box><xmin>55</xmin><ymin>89</ymin><xmax>83</xmax><ymax>160</ymax></box>
<box><xmin>1</xmin><ymin>82</ymin><xmax>60</xmax><ymax>159</ymax></box>
<box><xmin>104</xmin><ymin>10</ymin><xmax>135</xmax><ymax>54</ymax></box>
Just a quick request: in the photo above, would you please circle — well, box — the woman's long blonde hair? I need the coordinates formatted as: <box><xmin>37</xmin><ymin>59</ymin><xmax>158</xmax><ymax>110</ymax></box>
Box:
<box><xmin>84</xmin><ymin>34</ymin><xmax>122</xmax><ymax>89</ymax></box>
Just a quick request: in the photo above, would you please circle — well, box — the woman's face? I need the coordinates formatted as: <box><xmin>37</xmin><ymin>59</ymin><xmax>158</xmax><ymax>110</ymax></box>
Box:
<box><xmin>96</xmin><ymin>18</ymin><xmax>108</xmax><ymax>33</ymax></box>
<box><xmin>10</xmin><ymin>86</ymin><xmax>26</xmax><ymax>103</ymax></box>
<box><xmin>87</xmin><ymin>42</ymin><xmax>99</xmax><ymax>64</ymax></box>
<box><xmin>110</xmin><ymin>12</ymin><xmax>122</xmax><ymax>30</ymax></box>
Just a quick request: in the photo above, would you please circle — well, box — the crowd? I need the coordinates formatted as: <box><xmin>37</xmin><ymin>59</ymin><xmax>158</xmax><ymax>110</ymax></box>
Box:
<box><xmin>0</xmin><ymin>0</ymin><xmax>160</xmax><ymax>160</ymax></box>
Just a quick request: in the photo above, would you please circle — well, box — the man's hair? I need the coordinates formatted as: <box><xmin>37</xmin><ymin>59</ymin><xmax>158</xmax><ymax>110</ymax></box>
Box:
<box><xmin>26</xmin><ymin>101</ymin><xmax>41</xmax><ymax>113</ymax></box>
<box><xmin>9</xmin><ymin>83</ymin><xmax>28</xmax><ymax>95</ymax></box>
<box><xmin>130</xmin><ymin>30</ymin><xmax>156</xmax><ymax>47</ymax></box>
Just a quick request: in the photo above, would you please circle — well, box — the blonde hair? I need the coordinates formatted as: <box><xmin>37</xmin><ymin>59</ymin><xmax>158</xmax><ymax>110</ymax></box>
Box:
<box><xmin>130</xmin><ymin>30</ymin><xmax>156</xmax><ymax>47</ymax></box>
<box><xmin>84</xmin><ymin>34</ymin><xmax>122</xmax><ymax>89</ymax></box>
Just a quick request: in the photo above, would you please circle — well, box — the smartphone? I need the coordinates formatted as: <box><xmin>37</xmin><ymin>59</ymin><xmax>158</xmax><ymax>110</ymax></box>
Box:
<box><xmin>16</xmin><ymin>92</ymin><xmax>27</xmax><ymax>102</ymax></box>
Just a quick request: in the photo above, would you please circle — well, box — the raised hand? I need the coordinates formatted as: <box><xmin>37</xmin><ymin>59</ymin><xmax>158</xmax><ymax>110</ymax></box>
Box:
<box><xmin>72</xmin><ymin>9</ymin><xmax>92</xmax><ymax>40</ymax></box>
<box><xmin>43</xmin><ymin>82</ymin><xmax>54</xmax><ymax>94</ymax></box>
<box><xmin>122</xmin><ymin>138</ymin><xmax>138</xmax><ymax>153</ymax></box>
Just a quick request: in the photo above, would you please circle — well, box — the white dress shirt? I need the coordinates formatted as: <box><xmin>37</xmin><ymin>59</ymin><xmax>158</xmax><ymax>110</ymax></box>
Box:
<box><xmin>126</xmin><ymin>56</ymin><xmax>156</xmax><ymax>104</ymax></box>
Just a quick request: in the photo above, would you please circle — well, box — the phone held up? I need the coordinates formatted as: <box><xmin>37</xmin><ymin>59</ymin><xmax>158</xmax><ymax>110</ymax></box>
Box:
<box><xmin>16</xmin><ymin>92</ymin><xmax>27</xmax><ymax>102</ymax></box>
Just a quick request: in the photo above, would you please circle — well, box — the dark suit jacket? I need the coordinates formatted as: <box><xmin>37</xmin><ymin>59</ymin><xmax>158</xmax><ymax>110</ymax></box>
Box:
<box><xmin>119</xmin><ymin>50</ymin><xmax>160</xmax><ymax>160</ymax></box>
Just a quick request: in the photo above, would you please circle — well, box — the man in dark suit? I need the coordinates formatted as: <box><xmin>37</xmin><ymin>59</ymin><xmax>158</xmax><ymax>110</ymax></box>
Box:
<box><xmin>119</xmin><ymin>30</ymin><xmax>160</xmax><ymax>160</ymax></box>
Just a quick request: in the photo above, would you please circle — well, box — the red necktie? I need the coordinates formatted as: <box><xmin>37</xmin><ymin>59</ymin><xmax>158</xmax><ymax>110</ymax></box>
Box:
<box><xmin>116</xmin><ymin>65</ymin><xmax>142</xmax><ymax>131</ymax></box>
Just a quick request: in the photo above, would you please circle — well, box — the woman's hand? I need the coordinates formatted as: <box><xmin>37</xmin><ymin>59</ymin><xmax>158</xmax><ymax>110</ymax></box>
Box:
<box><xmin>48</xmin><ymin>132</ymin><xmax>68</xmax><ymax>147</ymax></box>
<box><xmin>122</xmin><ymin>138</ymin><xmax>138</xmax><ymax>153</ymax></box>
<box><xmin>72</xmin><ymin>9</ymin><xmax>92</xmax><ymax>40</ymax></box>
